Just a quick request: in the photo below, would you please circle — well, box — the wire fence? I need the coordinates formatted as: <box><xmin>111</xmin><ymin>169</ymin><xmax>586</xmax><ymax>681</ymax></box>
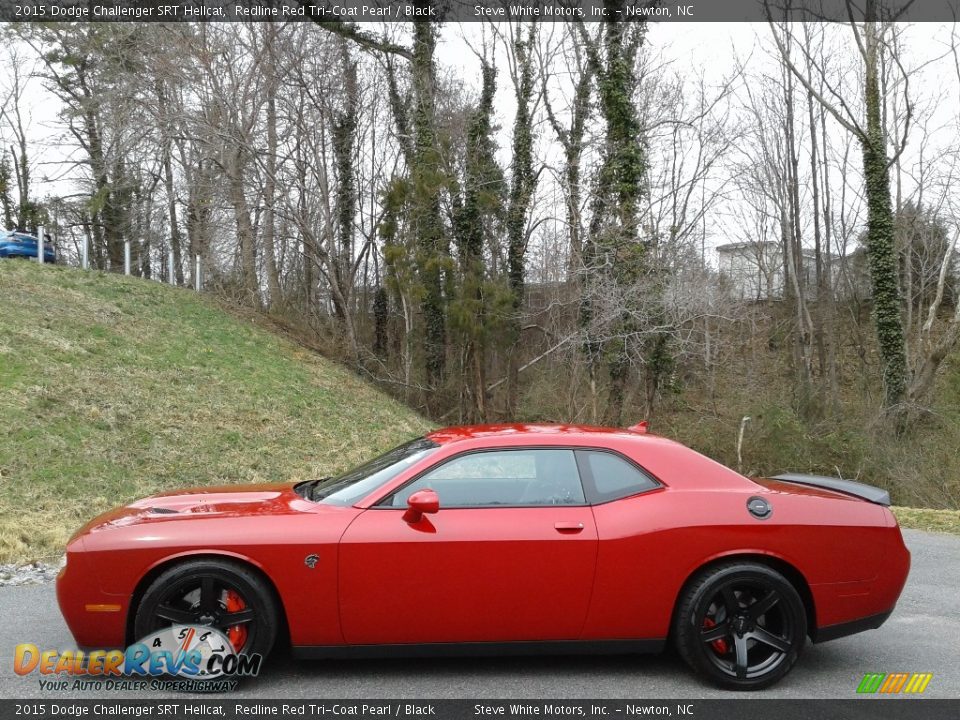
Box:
<box><xmin>28</xmin><ymin>223</ymin><xmax>204</xmax><ymax>293</ymax></box>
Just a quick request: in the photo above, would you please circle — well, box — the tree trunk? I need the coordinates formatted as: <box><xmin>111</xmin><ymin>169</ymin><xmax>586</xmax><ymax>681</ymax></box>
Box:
<box><xmin>585</xmin><ymin>8</ymin><xmax>649</xmax><ymax>424</ymax></box>
<box><xmin>783</xmin><ymin>59</ymin><xmax>814</xmax><ymax>406</ymax></box>
<box><xmin>412</xmin><ymin>18</ymin><xmax>447</xmax><ymax>393</ymax></box>
<box><xmin>506</xmin><ymin>29</ymin><xmax>538</xmax><ymax>418</ymax></box>
<box><xmin>262</xmin><ymin>26</ymin><xmax>282</xmax><ymax>308</ymax></box>
<box><xmin>0</xmin><ymin>155</ymin><xmax>15</xmax><ymax>228</ymax></box>
<box><xmin>817</xmin><ymin>103</ymin><xmax>839</xmax><ymax>401</ymax></box>
<box><xmin>330</xmin><ymin>38</ymin><xmax>360</xmax><ymax>357</ymax></box>
<box><xmin>452</xmin><ymin>60</ymin><xmax>501</xmax><ymax>422</ymax></box>
<box><xmin>862</xmin><ymin>10</ymin><xmax>908</xmax><ymax>409</ymax></box>
<box><xmin>228</xmin><ymin>148</ymin><xmax>259</xmax><ymax>305</ymax></box>
<box><xmin>162</xmin><ymin>147</ymin><xmax>183</xmax><ymax>285</ymax></box>
<box><xmin>84</xmin><ymin>108</ymin><xmax>123</xmax><ymax>269</ymax></box>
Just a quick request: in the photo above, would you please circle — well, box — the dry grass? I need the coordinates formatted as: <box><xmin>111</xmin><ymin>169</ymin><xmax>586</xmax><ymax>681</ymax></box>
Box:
<box><xmin>0</xmin><ymin>262</ymin><xmax>432</xmax><ymax>562</ymax></box>
<box><xmin>893</xmin><ymin>507</ymin><xmax>960</xmax><ymax>536</ymax></box>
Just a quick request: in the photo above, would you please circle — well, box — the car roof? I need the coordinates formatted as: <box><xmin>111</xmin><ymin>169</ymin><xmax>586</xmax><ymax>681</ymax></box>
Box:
<box><xmin>420</xmin><ymin>423</ymin><xmax>757</xmax><ymax>493</ymax></box>
<box><xmin>1</xmin><ymin>230</ymin><xmax>37</xmax><ymax>240</ymax></box>
<box><xmin>425</xmin><ymin>423</ymin><xmax>655</xmax><ymax>446</ymax></box>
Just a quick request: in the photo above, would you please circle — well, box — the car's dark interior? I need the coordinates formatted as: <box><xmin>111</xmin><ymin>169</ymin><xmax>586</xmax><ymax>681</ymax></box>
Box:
<box><xmin>385</xmin><ymin>449</ymin><xmax>586</xmax><ymax>507</ymax></box>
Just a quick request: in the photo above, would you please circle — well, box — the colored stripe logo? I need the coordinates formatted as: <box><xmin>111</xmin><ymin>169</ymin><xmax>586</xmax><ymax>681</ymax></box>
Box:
<box><xmin>857</xmin><ymin>673</ymin><xmax>933</xmax><ymax>694</ymax></box>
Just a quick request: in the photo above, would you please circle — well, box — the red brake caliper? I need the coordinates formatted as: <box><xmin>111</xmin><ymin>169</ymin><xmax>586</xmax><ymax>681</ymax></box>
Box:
<box><xmin>224</xmin><ymin>590</ymin><xmax>248</xmax><ymax>652</ymax></box>
<box><xmin>703</xmin><ymin>617</ymin><xmax>729</xmax><ymax>655</ymax></box>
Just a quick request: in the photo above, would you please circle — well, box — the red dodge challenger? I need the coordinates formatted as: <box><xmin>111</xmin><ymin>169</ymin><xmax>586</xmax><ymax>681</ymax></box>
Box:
<box><xmin>57</xmin><ymin>423</ymin><xmax>910</xmax><ymax>689</ymax></box>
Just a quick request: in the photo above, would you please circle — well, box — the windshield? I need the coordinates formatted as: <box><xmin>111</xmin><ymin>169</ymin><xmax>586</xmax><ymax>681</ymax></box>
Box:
<box><xmin>297</xmin><ymin>437</ymin><xmax>439</xmax><ymax>506</ymax></box>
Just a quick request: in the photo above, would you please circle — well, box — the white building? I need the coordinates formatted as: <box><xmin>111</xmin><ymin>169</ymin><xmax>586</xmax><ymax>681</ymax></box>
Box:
<box><xmin>717</xmin><ymin>241</ymin><xmax>787</xmax><ymax>300</ymax></box>
<box><xmin>716</xmin><ymin>241</ymin><xmax>848</xmax><ymax>301</ymax></box>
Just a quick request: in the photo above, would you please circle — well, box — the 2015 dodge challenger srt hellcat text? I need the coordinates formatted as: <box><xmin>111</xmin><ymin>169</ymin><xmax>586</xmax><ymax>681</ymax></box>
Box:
<box><xmin>57</xmin><ymin>423</ymin><xmax>910</xmax><ymax>689</ymax></box>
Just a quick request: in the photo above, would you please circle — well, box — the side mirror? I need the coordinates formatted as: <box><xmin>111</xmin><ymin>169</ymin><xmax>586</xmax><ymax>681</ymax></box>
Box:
<box><xmin>403</xmin><ymin>489</ymin><xmax>439</xmax><ymax>524</ymax></box>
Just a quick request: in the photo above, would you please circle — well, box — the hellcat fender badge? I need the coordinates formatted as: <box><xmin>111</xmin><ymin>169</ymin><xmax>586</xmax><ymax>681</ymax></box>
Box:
<box><xmin>304</xmin><ymin>553</ymin><xmax>319</xmax><ymax>569</ymax></box>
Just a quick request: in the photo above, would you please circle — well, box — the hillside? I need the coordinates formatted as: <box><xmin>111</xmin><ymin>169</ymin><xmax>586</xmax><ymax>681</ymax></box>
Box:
<box><xmin>0</xmin><ymin>262</ymin><xmax>432</xmax><ymax>562</ymax></box>
<box><xmin>1</xmin><ymin>263</ymin><xmax>958</xmax><ymax>565</ymax></box>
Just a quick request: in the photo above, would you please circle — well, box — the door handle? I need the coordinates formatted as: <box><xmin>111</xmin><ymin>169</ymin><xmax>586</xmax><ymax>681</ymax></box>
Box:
<box><xmin>554</xmin><ymin>521</ymin><xmax>585</xmax><ymax>533</ymax></box>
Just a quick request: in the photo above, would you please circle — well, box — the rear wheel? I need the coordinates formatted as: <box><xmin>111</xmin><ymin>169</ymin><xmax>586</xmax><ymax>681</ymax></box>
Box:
<box><xmin>673</xmin><ymin>562</ymin><xmax>807</xmax><ymax>690</ymax></box>
<box><xmin>133</xmin><ymin>559</ymin><xmax>278</xmax><ymax>660</ymax></box>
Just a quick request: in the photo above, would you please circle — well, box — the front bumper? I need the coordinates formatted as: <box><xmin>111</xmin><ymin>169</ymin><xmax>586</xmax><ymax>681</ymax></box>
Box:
<box><xmin>56</xmin><ymin>543</ymin><xmax>128</xmax><ymax>649</ymax></box>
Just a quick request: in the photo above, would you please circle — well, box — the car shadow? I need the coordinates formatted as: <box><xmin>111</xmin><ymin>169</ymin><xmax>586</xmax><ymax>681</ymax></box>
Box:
<box><xmin>227</xmin><ymin>640</ymin><xmax>864</xmax><ymax>698</ymax></box>
<box><xmin>235</xmin><ymin>648</ymin><xmax>698</xmax><ymax>696</ymax></box>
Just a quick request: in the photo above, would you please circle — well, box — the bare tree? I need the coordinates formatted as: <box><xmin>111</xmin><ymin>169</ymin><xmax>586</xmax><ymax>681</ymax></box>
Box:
<box><xmin>767</xmin><ymin>2</ymin><xmax>910</xmax><ymax>414</ymax></box>
<box><xmin>0</xmin><ymin>47</ymin><xmax>41</xmax><ymax>232</ymax></box>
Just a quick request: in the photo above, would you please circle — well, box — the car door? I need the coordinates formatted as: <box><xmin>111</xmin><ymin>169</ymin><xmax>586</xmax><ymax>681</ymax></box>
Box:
<box><xmin>16</xmin><ymin>236</ymin><xmax>36</xmax><ymax>257</ymax></box>
<box><xmin>337</xmin><ymin>447</ymin><xmax>598</xmax><ymax>645</ymax></box>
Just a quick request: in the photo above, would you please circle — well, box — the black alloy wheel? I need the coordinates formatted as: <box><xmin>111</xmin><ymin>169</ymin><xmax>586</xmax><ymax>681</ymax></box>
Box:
<box><xmin>133</xmin><ymin>559</ymin><xmax>278</xmax><ymax>660</ymax></box>
<box><xmin>674</xmin><ymin>562</ymin><xmax>807</xmax><ymax>690</ymax></box>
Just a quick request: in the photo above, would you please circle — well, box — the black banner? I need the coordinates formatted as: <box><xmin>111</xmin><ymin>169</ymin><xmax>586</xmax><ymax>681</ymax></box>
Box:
<box><xmin>2</xmin><ymin>700</ymin><xmax>959</xmax><ymax>720</ymax></box>
<box><xmin>0</xmin><ymin>0</ymin><xmax>958</xmax><ymax>23</ymax></box>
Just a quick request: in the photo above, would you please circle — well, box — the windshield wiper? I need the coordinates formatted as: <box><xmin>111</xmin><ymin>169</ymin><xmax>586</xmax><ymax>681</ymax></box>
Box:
<box><xmin>300</xmin><ymin>477</ymin><xmax>332</xmax><ymax>501</ymax></box>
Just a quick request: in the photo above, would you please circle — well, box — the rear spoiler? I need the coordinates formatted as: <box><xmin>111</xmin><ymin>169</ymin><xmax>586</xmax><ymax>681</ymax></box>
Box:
<box><xmin>771</xmin><ymin>473</ymin><xmax>891</xmax><ymax>506</ymax></box>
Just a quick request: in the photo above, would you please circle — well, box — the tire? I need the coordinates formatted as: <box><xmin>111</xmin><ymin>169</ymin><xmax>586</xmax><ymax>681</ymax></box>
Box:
<box><xmin>673</xmin><ymin>562</ymin><xmax>807</xmax><ymax>690</ymax></box>
<box><xmin>133</xmin><ymin>559</ymin><xmax>278</xmax><ymax>663</ymax></box>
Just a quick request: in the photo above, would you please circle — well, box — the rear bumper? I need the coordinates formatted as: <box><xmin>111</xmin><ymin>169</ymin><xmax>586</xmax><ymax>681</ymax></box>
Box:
<box><xmin>812</xmin><ymin>609</ymin><xmax>893</xmax><ymax>643</ymax></box>
<box><xmin>809</xmin><ymin>519</ymin><xmax>910</xmax><ymax>640</ymax></box>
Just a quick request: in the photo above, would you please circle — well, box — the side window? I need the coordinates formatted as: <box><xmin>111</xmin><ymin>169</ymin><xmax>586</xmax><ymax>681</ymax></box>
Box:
<box><xmin>577</xmin><ymin>450</ymin><xmax>658</xmax><ymax>503</ymax></box>
<box><xmin>385</xmin><ymin>449</ymin><xmax>585</xmax><ymax>507</ymax></box>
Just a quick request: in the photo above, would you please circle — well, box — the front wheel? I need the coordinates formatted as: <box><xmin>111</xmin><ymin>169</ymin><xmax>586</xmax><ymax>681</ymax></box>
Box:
<box><xmin>133</xmin><ymin>559</ymin><xmax>278</xmax><ymax>662</ymax></box>
<box><xmin>673</xmin><ymin>562</ymin><xmax>807</xmax><ymax>690</ymax></box>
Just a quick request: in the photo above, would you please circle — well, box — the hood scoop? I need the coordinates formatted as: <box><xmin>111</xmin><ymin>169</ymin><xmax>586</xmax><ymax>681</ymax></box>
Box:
<box><xmin>147</xmin><ymin>507</ymin><xmax>180</xmax><ymax>515</ymax></box>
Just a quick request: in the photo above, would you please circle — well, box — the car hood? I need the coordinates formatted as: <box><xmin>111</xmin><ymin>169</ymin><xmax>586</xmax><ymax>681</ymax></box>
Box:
<box><xmin>73</xmin><ymin>482</ymin><xmax>311</xmax><ymax>538</ymax></box>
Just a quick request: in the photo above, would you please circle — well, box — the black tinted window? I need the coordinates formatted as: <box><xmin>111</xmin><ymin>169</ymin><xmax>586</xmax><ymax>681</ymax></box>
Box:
<box><xmin>577</xmin><ymin>450</ymin><xmax>658</xmax><ymax>502</ymax></box>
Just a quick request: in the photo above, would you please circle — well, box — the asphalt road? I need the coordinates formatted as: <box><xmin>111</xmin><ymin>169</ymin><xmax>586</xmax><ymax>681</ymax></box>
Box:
<box><xmin>0</xmin><ymin>529</ymin><xmax>957</xmax><ymax>700</ymax></box>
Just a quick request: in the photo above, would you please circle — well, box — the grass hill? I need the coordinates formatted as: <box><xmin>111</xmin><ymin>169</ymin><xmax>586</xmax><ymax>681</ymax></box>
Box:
<box><xmin>0</xmin><ymin>261</ymin><xmax>431</xmax><ymax>563</ymax></box>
